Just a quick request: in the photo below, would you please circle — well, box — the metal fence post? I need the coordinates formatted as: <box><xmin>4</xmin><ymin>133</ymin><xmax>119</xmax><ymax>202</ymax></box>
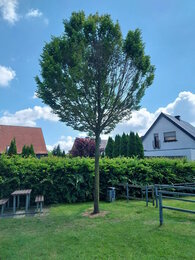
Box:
<box><xmin>152</xmin><ymin>186</ymin><xmax>155</xmax><ymax>206</ymax></box>
<box><xmin>126</xmin><ymin>183</ymin><xmax>129</xmax><ymax>202</ymax></box>
<box><xmin>146</xmin><ymin>185</ymin><xmax>148</xmax><ymax>207</ymax></box>
<box><xmin>159</xmin><ymin>192</ymin><xmax>163</xmax><ymax>225</ymax></box>
<box><xmin>155</xmin><ymin>185</ymin><xmax>158</xmax><ymax>208</ymax></box>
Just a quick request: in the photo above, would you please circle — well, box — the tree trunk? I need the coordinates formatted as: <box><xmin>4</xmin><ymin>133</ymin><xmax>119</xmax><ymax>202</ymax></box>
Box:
<box><xmin>93</xmin><ymin>134</ymin><xmax>100</xmax><ymax>214</ymax></box>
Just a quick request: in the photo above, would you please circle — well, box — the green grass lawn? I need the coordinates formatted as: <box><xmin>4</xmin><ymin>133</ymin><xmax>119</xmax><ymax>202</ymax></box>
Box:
<box><xmin>0</xmin><ymin>200</ymin><xmax>194</xmax><ymax>260</ymax></box>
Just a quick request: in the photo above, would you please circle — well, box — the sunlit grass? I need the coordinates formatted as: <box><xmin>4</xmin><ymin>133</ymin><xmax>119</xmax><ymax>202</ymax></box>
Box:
<box><xmin>0</xmin><ymin>200</ymin><xmax>194</xmax><ymax>259</ymax></box>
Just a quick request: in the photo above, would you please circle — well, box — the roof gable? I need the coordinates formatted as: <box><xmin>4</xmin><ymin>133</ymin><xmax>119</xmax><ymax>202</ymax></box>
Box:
<box><xmin>142</xmin><ymin>113</ymin><xmax>195</xmax><ymax>141</ymax></box>
<box><xmin>0</xmin><ymin>125</ymin><xmax>48</xmax><ymax>154</ymax></box>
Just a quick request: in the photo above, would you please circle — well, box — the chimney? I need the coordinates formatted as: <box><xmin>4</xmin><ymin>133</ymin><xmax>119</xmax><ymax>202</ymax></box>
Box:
<box><xmin>175</xmin><ymin>115</ymin><xmax>180</xmax><ymax>121</ymax></box>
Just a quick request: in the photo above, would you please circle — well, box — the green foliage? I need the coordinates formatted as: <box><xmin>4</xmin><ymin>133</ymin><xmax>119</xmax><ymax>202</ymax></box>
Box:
<box><xmin>105</xmin><ymin>137</ymin><xmax>114</xmax><ymax>158</ymax></box>
<box><xmin>36</xmin><ymin>12</ymin><xmax>154</xmax><ymax>135</ymax></box>
<box><xmin>35</xmin><ymin>11</ymin><xmax>155</xmax><ymax>213</ymax></box>
<box><xmin>113</xmin><ymin>134</ymin><xmax>121</xmax><ymax>157</ymax></box>
<box><xmin>0</xmin><ymin>156</ymin><xmax>194</xmax><ymax>204</ymax></box>
<box><xmin>7</xmin><ymin>138</ymin><xmax>17</xmax><ymax>156</ymax></box>
<box><xmin>135</xmin><ymin>133</ymin><xmax>144</xmax><ymax>158</ymax></box>
<box><xmin>22</xmin><ymin>144</ymin><xmax>35</xmax><ymax>157</ymax></box>
<box><xmin>120</xmin><ymin>133</ymin><xmax>128</xmax><ymax>157</ymax></box>
<box><xmin>52</xmin><ymin>145</ymin><xmax>65</xmax><ymax>157</ymax></box>
<box><xmin>106</xmin><ymin>132</ymin><xmax>143</xmax><ymax>158</ymax></box>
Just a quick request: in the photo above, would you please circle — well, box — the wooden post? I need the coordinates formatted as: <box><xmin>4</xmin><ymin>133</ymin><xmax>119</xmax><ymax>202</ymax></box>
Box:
<box><xmin>28</xmin><ymin>194</ymin><xmax>30</xmax><ymax>210</ymax></box>
<box><xmin>25</xmin><ymin>195</ymin><xmax>29</xmax><ymax>212</ymax></box>
<box><xmin>17</xmin><ymin>195</ymin><xmax>20</xmax><ymax>208</ymax></box>
<box><xmin>40</xmin><ymin>202</ymin><xmax>42</xmax><ymax>213</ymax></box>
<box><xmin>146</xmin><ymin>186</ymin><xmax>148</xmax><ymax>207</ymax></box>
<box><xmin>13</xmin><ymin>195</ymin><xmax>16</xmax><ymax>214</ymax></box>
<box><xmin>155</xmin><ymin>186</ymin><xmax>158</xmax><ymax>208</ymax></box>
<box><xmin>159</xmin><ymin>192</ymin><xmax>163</xmax><ymax>225</ymax></box>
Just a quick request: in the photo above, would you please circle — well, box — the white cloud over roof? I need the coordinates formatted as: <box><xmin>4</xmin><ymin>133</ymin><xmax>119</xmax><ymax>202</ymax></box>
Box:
<box><xmin>112</xmin><ymin>91</ymin><xmax>195</xmax><ymax>137</ymax></box>
<box><xmin>47</xmin><ymin>136</ymin><xmax>75</xmax><ymax>153</ymax></box>
<box><xmin>0</xmin><ymin>0</ymin><xmax>19</xmax><ymax>24</ymax></box>
<box><xmin>0</xmin><ymin>65</ymin><xmax>16</xmax><ymax>87</ymax></box>
<box><xmin>0</xmin><ymin>106</ymin><xmax>59</xmax><ymax>126</ymax></box>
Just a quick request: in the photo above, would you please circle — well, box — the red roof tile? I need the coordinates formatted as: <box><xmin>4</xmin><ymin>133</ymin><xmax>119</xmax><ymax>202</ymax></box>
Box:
<box><xmin>0</xmin><ymin>125</ymin><xmax>48</xmax><ymax>155</ymax></box>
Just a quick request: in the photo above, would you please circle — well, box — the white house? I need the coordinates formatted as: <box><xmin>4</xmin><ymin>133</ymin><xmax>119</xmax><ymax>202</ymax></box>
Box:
<box><xmin>142</xmin><ymin>113</ymin><xmax>195</xmax><ymax>160</ymax></box>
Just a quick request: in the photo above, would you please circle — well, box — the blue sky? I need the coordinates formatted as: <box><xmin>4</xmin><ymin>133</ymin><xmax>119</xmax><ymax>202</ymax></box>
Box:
<box><xmin>0</xmin><ymin>0</ymin><xmax>195</xmax><ymax>152</ymax></box>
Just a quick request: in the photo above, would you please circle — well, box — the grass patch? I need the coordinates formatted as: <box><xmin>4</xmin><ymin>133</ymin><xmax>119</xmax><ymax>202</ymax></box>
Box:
<box><xmin>0</xmin><ymin>200</ymin><xmax>194</xmax><ymax>259</ymax></box>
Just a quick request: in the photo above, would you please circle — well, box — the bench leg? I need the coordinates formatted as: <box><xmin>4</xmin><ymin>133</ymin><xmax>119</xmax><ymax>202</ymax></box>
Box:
<box><xmin>13</xmin><ymin>195</ymin><xmax>16</xmax><ymax>214</ymax></box>
<box><xmin>40</xmin><ymin>202</ymin><xmax>42</xmax><ymax>213</ymax></box>
<box><xmin>7</xmin><ymin>200</ymin><xmax>10</xmax><ymax>209</ymax></box>
<box><xmin>17</xmin><ymin>195</ymin><xmax>20</xmax><ymax>208</ymax></box>
<box><xmin>25</xmin><ymin>195</ymin><xmax>29</xmax><ymax>213</ymax></box>
<box><xmin>1</xmin><ymin>205</ymin><xmax>4</xmax><ymax>216</ymax></box>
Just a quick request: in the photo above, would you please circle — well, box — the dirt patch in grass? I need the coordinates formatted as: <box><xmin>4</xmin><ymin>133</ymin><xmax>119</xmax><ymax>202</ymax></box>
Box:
<box><xmin>82</xmin><ymin>208</ymin><xmax>109</xmax><ymax>218</ymax></box>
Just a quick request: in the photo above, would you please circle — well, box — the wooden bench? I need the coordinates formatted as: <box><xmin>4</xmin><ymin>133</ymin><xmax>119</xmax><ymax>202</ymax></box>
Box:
<box><xmin>35</xmin><ymin>195</ymin><xmax>44</xmax><ymax>213</ymax></box>
<box><xmin>0</xmin><ymin>198</ymin><xmax>9</xmax><ymax>216</ymax></box>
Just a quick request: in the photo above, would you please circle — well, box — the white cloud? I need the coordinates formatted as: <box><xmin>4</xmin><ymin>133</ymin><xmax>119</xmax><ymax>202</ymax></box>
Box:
<box><xmin>156</xmin><ymin>91</ymin><xmax>195</xmax><ymax>125</ymax></box>
<box><xmin>0</xmin><ymin>65</ymin><xmax>16</xmax><ymax>87</ymax></box>
<box><xmin>47</xmin><ymin>136</ymin><xmax>75</xmax><ymax>153</ymax></box>
<box><xmin>26</xmin><ymin>8</ymin><xmax>42</xmax><ymax>18</ymax></box>
<box><xmin>32</xmin><ymin>92</ymin><xmax>38</xmax><ymax>99</ymax></box>
<box><xmin>0</xmin><ymin>0</ymin><xmax>19</xmax><ymax>24</ymax></box>
<box><xmin>0</xmin><ymin>106</ymin><xmax>59</xmax><ymax>126</ymax></box>
<box><xmin>111</xmin><ymin>91</ymin><xmax>195</xmax><ymax>137</ymax></box>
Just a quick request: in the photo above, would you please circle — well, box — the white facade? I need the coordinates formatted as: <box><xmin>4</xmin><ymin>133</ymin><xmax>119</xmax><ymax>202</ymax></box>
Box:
<box><xmin>143</xmin><ymin>115</ymin><xmax>195</xmax><ymax>160</ymax></box>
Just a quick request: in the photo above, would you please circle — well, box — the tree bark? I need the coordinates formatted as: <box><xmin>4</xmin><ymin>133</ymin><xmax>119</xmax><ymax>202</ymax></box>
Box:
<box><xmin>93</xmin><ymin>134</ymin><xmax>100</xmax><ymax>214</ymax></box>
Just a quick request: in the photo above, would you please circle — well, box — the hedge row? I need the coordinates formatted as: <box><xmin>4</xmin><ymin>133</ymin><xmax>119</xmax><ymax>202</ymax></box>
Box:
<box><xmin>0</xmin><ymin>155</ymin><xmax>194</xmax><ymax>204</ymax></box>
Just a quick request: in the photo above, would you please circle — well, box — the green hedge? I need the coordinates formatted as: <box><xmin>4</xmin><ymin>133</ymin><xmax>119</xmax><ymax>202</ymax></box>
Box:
<box><xmin>0</xmin><ymin>155</ymin><xmax>194</xmax><ymax>204</ymax></box>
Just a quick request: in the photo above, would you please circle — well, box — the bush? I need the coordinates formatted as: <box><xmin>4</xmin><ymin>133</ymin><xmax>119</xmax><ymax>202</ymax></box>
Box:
<box><xmin>0</xmin><ymin>155</ymin><xmax>194</xmax><ymax>204</ymax></box>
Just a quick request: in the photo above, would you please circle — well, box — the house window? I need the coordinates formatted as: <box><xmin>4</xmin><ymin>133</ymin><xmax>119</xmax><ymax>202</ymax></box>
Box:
<box><xmin>153</xmin><ymin>133</ymin><xmax>160</xmax><ymax>149</ymax></box>
<box><xmin>164</xmin><ymin>131</ymin><xmax>177</xmax><ymax>142</ymax></box>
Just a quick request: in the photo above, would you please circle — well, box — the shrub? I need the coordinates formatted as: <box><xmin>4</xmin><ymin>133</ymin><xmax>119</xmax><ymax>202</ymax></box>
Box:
<box><xmin>0</xmin><ymin>155</ymin><xmax>194</xmax><ymax>204</ymax></box>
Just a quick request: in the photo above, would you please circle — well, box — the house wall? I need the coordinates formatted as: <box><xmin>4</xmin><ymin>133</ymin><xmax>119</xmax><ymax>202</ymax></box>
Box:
<box><xmin>143</xmin><ymin>116</ymin><xmax>195</xmax><ymax>160</ymax></box>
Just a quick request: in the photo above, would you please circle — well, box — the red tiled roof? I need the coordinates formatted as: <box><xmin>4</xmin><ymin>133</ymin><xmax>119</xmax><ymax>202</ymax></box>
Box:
<box><xmin>0</xmin><ymin>125</ymin><xmax>48</xmax><ymax>155</ymax></box>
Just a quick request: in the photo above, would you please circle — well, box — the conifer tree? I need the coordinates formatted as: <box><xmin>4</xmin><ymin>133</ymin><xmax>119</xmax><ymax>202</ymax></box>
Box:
<box><xmin>135</xmin><ymin>133</ymin><xmax>144</xmax><ymax>158</ymax></box>
<box><xmin>7</xmin><ymin>138</ymin><xmax>17</xmax><ymax>156</ymax></box>
<box><xmin>29</xmin><ymin>144</ymin><xmax>35</xmax><ymax>157</ymax></box>
<box><xmin>105</xmin><ymin>137</ymin><xmax>114</xmax><ymax>158</ymax></box>
<box><xmin>120</xmin><ymin>133</ymin><xmax>128</xmax><ymax>157</ymax></box>
<box><xmin>127</xmin><ymin>132</ymin><xmax>136</xmax><ymax>157</ymax></box>
<box><xmin>113</xmin><ymin>134</ymin><xmax>121</xmax><ymax>157</ymax></box>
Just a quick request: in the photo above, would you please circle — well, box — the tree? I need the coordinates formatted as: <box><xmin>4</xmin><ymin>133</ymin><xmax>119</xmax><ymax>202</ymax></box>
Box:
<box><xmin>52</xmin><ymin>144</ymin><xmax>65</xmax><ymax>157</ymax></box>
<box><xmin>120</xmin><ymin>133</ymin><xmax>128</xmax><ymax>157</ymax></box>
<box><xmin>36</xmin><ymin>12</ymin><xmax>155</xmax><ymax>213</ymax></box>
<box><xmin>105</xmin><ymin>137</ymin><xmax>114</xmax><ymax>158</ymax></box>
<box><xmin>127</xmin><ymin>132</ymin><xmax>136</xmax><ymax>157</ymax></box>
<box><xmin>113</xmin><ymin>134</ymin><xmax>121</xmax><ymax>157</ymax></box>
<box><xmin>7</xmin><ymin>138</ymin><xmax>17</xmax><ymax>156</ymax></box>
<box><xmin>135</xmin><ymin>133</ymin><xmax>144</xmax><ymax>158</ymax></box>
<box><xmin>22</xmin><ymin>144</ymin><xmax>36</xmax><ymax>157</ymax></box>
<box><xmin>70</xmin><ymin>138</ymin><xmax>95</xmax><ymax>157</ymax></box>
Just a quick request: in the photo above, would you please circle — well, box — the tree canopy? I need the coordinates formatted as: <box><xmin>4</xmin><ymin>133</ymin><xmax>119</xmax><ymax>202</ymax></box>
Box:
<box><xmin>70</xmin><ymin>138</ymin><xmax>95</xmax><ymax>157</ymax></box>
<box><xmin>7</xmin><ymin>138</ymin><xmax>17</xmax><ymax>156</ymax></box>
<box><xmin>36</xmin><ymin>12</ymin><xmax>155</xmax><ymax>213</ymax></box>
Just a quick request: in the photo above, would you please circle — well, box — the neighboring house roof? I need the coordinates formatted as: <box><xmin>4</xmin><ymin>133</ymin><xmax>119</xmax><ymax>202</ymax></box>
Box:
<box><xmin>142</xmin><ymin>113</ymin><xmax>195</xmax><ymax>141</ymax></box>
<box><xmin>0</xmin><ymin>125</ymin><xmax>48</xmax><ymax>154</ymax></box>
